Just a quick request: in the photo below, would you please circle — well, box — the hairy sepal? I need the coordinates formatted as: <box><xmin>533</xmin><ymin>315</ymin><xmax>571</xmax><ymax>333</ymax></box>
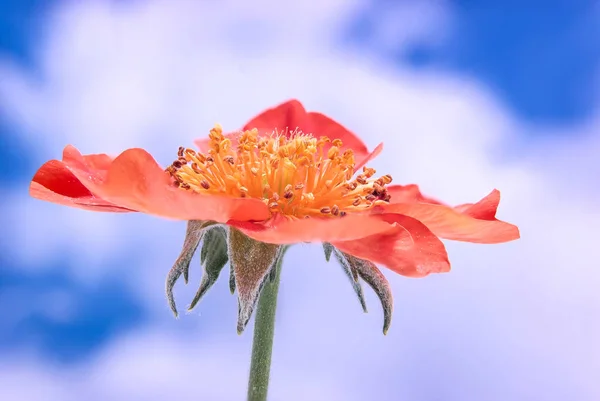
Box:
<box><xmin>188</xmin><ymin>225</ymin><xmax>229</xmax><ymax>311</ymax></box>
<box><xmin>166</xmin><ymin>220</ymin><xmax>215</xmax><ymax>317</ymax></box>
<box><xmin>228</xmin><ymin>227</ymin><xmax>282</xmax><ymax>334</ymax></box>
<box><xmin>329</xmin><ymin>245</ymin><xmax>368</xmax><ymax>313</ymax></box>
<box><xmin>329</xmin><ymin>244</ymin><xmax>394</xmax><ymax>335</ymax></box>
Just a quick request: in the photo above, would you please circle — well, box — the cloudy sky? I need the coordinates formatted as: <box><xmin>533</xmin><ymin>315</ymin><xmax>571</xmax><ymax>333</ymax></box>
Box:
<box><xmin>1</xmin><ymin>1</ymin><xmax>599</xmax><ymax>400</ymax></box>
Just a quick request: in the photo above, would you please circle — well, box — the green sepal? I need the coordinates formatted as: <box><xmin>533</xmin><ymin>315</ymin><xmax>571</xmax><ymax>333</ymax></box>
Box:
<box><xmin>228</xmin><ymin>227</ymin><xmax>282</xmax><ymax>334</ymax></box>
<box><xmin>323</xmin><ymin>242</ymin><xmax>334</xmax><ymax>262</ymax></box>
<box><xmin>331</xmin><ymin>247</ymin><xmax>368</xmax><ymax>313</ymax></box>
<box><xmin>188</xmin><ymin>225</ymin><xmax>229</xmax><ymax>311</ymax></box>
<box><xmin>165</xmin><ymin>220</ymin><xmax>215</xmax><ymax>317</ymax></box>
<box><xmin>229</xmin><ymin>261</ymin><xmax>236</xmax><ymax>294</ymax></box>
<box><xmin>330</xmin><ymin>245</ymin><xmax>394</xmax><ymax>335</ymax></box>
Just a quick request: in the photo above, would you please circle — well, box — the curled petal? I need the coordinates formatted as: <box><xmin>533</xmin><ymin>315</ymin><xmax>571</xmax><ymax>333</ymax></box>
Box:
<box><xmin>333</xmin><ymin>214</ymin><xmax>451</xmax><ymax>278</ymax></box>
<box><xmin>30</xmin><ymin>153</ymin><xmax>133</xmax><ymax>212</ymax></box>
<box><xmin>35</xmin><ymin>145</ymin><xmax>270</xmax><ymax>222</ymax></box>
<box><xmin>382</xmin><ymin>190</ymin><xmax>520</xmax><ymax>244</ymax></box>
<box><xmin>354</xmin><ymin>142</ymin><xmax>383</xmax><ymax>172</ymax></box>
<box><xmin>29</xmin><ymin>180</ymin><xmax>132</xmax><ymax>213</ymax></box>
<box><xmin>230</xmin><ymin>214</ymin><xmax>395</xmax><ymax>245</ymax></box>
<box><xmin>453</xmin><ymin>189</ymin><xmax>503</xmax><ymax>220</ymax></box>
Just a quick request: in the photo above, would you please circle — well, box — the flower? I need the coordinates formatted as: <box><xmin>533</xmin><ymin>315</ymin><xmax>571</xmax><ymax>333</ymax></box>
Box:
<box><xmin>30</xmin><ymin>99</ymin><xmax>520</xmax><ymax>333</ymax></box>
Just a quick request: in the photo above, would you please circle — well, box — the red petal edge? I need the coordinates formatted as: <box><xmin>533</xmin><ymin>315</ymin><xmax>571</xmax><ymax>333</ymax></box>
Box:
<box><xmin>381</xmin><ymin>189</ymin><xmax>520</xmax><ymax>244</ymax></box>
<box><xmin>30</xmin><ymin>152</ymin><xmax>134</xmax><ymax>213</ymax></box>
<box><xmin>194</xmin><ymin>99</ymin><xmax>377</xmax><ymax>170</ymax></box>
<box><xmin>333</xmin><ymin>213</ymin><xmax>451</xmax><ymax>278</ymax></box>
<box><xmin>230</xmin><ymin>213</ymin><xmax>396</xmax><ymax>244</ymax></box>
<box><xmin>31</xmin><ymin>145</ymin><xmax>271</xmax><ymax>222</ymax></box>
<box><xmin>386</xmin><ymin>184</ymin><xmax>444</xmax><ymax>205</ymax></box>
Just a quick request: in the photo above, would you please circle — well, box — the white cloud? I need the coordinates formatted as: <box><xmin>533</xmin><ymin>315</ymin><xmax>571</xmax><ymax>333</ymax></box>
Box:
<box><xmin>0</xmin><ymin>326</ymin><xmax>359</xmax><ymax>401</ymax></box>
<box><xmin>1</xmin><ymin>0</ymin><xmax>599</xmax><ymax>400</ymax></box>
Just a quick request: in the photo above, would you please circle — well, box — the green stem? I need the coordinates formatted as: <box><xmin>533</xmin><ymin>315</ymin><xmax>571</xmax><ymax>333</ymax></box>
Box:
<box><xmin>247</xmin><ymin>254</ymin><xmax>284</xmax><ymax>401</ymax></box>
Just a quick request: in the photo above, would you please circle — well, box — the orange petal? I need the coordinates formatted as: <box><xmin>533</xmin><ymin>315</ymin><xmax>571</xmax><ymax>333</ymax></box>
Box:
<box><xmin>386</xmin><ymin>184</ymin><xmax>444</xmax><ymax>205</ymax></box>
<box><xmin>242</xmin><ymin>99</ymin><xmax>308</xmax><ymax>134</ymax></box>
<box><xmin>31</xmin><ymin>145</ymin><xmax>271</xmax><ymax>222</ymax></box>
<box><xmin>333</xmin><ymin>214</ymin><xmax>451</xmax><ymax>278</ymax></box>
<box><xmin>230</xmin><ymin>213</ymin><xmax>395</xmax><ymax>244</ymax></box>
<box><xmin>29</xmin><ymin>181</ymin><xmax>132</xmax><ymax>212</ymax></box>
<box><xmin>453</xmin><ymin>188</ymin><xmax>501</xmax><ymax>220</ymax></box>
<box><xmin>193</xmin><ymin>100</ymin><xmax>307</xmax><ymax>152</ymax></box>
<box><xmin>380</xmin><ymin>190</ymin><xmax>520</xmax><ymax>244</ymax></box>
<box><xmin>30</xmin><ymin>151</ymin><xmax>133</xmax><ymax>212</ymax></box>
<box><xmin>70</xmin><ymin>147</ymin><xmax>270</xmax><ymax>222</ymax></box>
<box><xmin>307</xmin><ymin>111</ymin><xmax>371</xmax><ymax>167</ymax></box>
<box><xmin>354</xmin><ymin>142</ymin><xmax>383</xmax><ymax>172</ymax></box>
<box><xmin>62</xmin><ymin>147</ymin><xmax>114</xmax><ymax>172</ymax></box>
<box><xmin>194</xmin><ymin>99</ymin><xmax>379</xmax><ymax>170</ymax></box>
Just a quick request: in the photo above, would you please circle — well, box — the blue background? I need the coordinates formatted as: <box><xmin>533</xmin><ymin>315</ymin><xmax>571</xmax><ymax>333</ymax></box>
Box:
<box><xmin>1</xmin><ymin>1</ymin><xmax>598</xmax><ymax>400</ymax></box>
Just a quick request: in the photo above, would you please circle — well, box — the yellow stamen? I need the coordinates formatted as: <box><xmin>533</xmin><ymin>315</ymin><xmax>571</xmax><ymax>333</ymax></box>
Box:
<box><xmin>167</xmin><ymin>125</ymin><xmax>392</xmax><ymax>219</ymax></box>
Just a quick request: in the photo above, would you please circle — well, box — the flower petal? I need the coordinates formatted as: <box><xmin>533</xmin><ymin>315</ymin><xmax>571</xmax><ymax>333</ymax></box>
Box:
<box><xmin>381</xmin><ymin>190</ymin><xmax>520</xmax><ymax>244</ymax></box>
<box><xmin>333</xmin><ymin>214</ymin><xmax>451</xmax><ymax>278</ymax></box>
<box><xmin>194</xmin><ymin>99</ymin><xmax>378</xmax><ymax>170</ymax></box>
<box><xmin>73</xmin><ymin>147</ymin><xmax>270</xmax><ymax>222</ymax></box>
<box><xmin>29</xmin><ymin>181</ymin><xmax>132</xmax><ymax>213</ymax></box>
<box><xmin>242</xmin><ymin>99</ymin><xmax>308</xmax><ymax>133</ymax></box>
<box><xmin>307</xmin><ymin>111</ymin><xmax>371</xmax><ymax>166</ymax></box>
<box><xmin>230</xmin><ymin>213</ymin><xmax>395</xmax><ymax>245</ymax></box>
<box><xmin>30</xmin><ymin>150</ymin><xmax>133</xmax><ymax>212</ymax></box>
<box><xmin>194</xmin><ymin>100</ymin><xmax>307</xmax><ymax>152</ymax></box>
<box><xmin>386</xmin><ymin>184</ymin><xmax>443</xmax><ymax>205</ymax></box>
<box><xmin>453</xmin><ymin>189</ymin><xmax>502</xmax><ymax>220</ymax></box>
<box><xmin>354</xmin><ymin>142</ymin><xmax>383</xmax><ymax>172</ymax></box>
<box><xmin>32</xmin><ymin>145</ymin><xmax>271</xmax><ymax>222</ymax></box>
<box><xmin>61</xmin><ymin>146</ymin><xmax>114</xmax><ymax>172</ymax></box>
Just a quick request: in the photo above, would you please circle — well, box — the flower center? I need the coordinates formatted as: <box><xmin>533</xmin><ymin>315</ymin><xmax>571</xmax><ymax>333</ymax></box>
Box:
<box><xmin>166</xmin><ymin>125</ymin><xmax>392</xmax><ymax>219</ymax></box>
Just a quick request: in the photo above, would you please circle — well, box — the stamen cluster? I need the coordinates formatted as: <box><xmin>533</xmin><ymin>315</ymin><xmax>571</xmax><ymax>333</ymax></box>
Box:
<box><xmin>167</xmin><ymin>125</ymin><xmax>392</xmax><ymax>219</ymax></box>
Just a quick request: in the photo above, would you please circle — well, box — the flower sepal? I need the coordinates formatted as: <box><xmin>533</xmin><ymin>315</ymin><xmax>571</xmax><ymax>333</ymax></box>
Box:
<box><xmin>324</xmin><ymin>243</ymin><xmax>394</xmax><ymax>335</ymax></box>
<box><xmin>166</xmin><ymin>220</ymin><xmax>217</xmax><ymax>317</ymax></box>
<box><xmin>166</xmin><ymin>221</ymin><xmax>286</xmax><ymax>334</ymax></box>
<box><xmin>188</xmin><ymin>225</ymin><xmax>230</xmax><ymax>310</ymax></box>
<box><xmin>228</xmin><ymin>228</ymin><xmax>283</xmax><ymax>334</ymax></box>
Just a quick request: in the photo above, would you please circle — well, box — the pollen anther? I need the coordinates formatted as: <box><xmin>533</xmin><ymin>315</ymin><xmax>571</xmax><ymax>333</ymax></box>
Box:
<box><xmin>166</xmin><ymin>125</ymin><xmax>392</xmax><ymax>219</ymax></box>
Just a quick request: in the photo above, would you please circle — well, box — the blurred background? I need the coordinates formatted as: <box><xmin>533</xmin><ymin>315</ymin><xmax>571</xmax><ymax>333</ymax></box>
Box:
<box><xmin>1</xmin><ymin>0</ymin><xmax>599</xmax><ymax>400</ymax></box>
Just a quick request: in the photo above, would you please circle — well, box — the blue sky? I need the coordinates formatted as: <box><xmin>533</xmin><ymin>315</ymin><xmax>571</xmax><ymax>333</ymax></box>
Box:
<box><xmin>1</xmin><ymin>1</ymin><xmax>599</xmax><ymax>400</ymax></box>
<box><xmin>348</xmin><ymin>1</ymin><xmax>600</xmax><ymax>125</ymax></box>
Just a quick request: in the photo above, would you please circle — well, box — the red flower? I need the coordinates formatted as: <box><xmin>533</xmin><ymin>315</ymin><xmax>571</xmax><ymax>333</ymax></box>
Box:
<box><xmin>30</xmin><ymin>100</ymin><xmax>520</xmax><ymax>279</ymax></box>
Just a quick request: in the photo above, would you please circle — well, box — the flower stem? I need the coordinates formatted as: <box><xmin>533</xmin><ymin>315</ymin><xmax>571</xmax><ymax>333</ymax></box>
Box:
<box><xmin>246</xmin><ymin>254</ymin><xmax>284</xmax><ymax>401</ymax></box>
